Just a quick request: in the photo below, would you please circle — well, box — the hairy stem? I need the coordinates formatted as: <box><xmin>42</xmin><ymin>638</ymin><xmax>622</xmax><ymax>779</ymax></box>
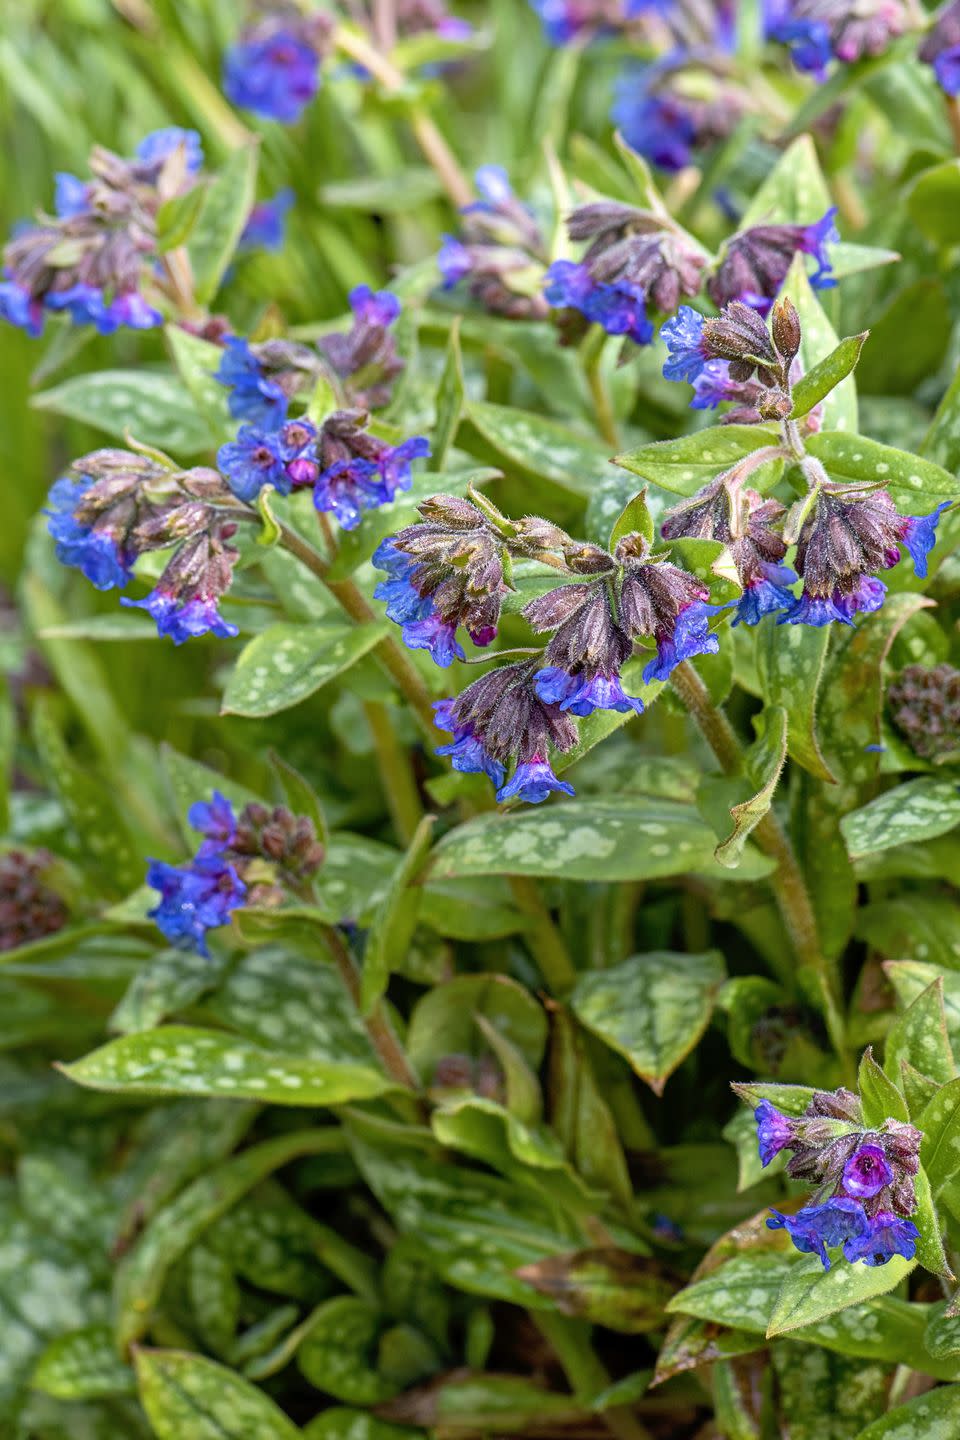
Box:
<box><xmin>669</xmin><ymin>660</ymin><xmax>848</xmax><ymax>1065</ymax></box>
<box><xmin>324</xmin><ymin>924</ymin><xmax>422</xmax><ymax>1096</ymax></box>
<box><xmin>333</xmin><ymin>27</ymin><xmax>472</xmax><ymax>207</ymax></box>
<box><xmin>363</xmin><ymin>699</ymin><xmax>424</xmax><ymax>844</ymax></box>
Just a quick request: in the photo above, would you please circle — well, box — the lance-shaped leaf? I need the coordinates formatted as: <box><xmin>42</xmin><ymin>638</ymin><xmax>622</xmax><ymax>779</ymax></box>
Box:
<box><xmin>789</xmin><ymin>332</ymin><xmax>868</xmax><ymax>421</ymax></box>
<box><xmin>459</xmin><ymin>400</ymin><xmax>614</xmax><ymax>499</ymax></box>
<box><xmin>571</xmin><ymin>950</ymin><xmax>726</xmax><ymax>1095</ymax></box>
<box><xmin>32</xmin><ymin>369</ymin><xmax>212</xmax><ymax>457</ymax></box>
<box><xmin>911</xmin><ymin>1164</ymin><xmax>953</xmax><ymax>1279</ymax></box>
<box><xmin>653</xmin><ymin>1315</ymin><xmax>762</xmax><ymax>1387</ymax></box>
<box><xmin>614</xmin><ymin>426</ymin><xmax>781</xmax><ymax>499</ymax></box>
<box><xmin>361</xmin><ymin>813</ymin><xmax>435</xmax><ymax>1014</ymax></box>
<box><xmin>765</xmin><ymin>1253</ymin><xmax>917</xmax><ymax>1336</ymax></box>
<box><xmin>804</xmin><ymin>430</ymin><xmax>960</xmax><ymax>505</ymax></box>
<box><xmin>920</xmin><ymin>1081</ymin><xmax>960</xmax><ymax>1195</ymax></box>
<box><xmin>187</xmin><ymin>144</ymin><xmax>259</xmax><ymax>304</ymax></box>
<box><xmin>515</xmin><ymin>1249</ymin><xmax>677</xmax><ymax>1332</ymax></box>
<box><xmin>164</xmin><ymin>323</ymin><xmax>232</xmax><ymax>444</ymax></box>
<box><xmin>858</xmin><ymin>1046</ymin><xmax>909</xmax><ymax>1127</ymax></box>
<box><xmin>221</xmin><ymin>621</ymin><xmax>389</xmax><ymax>718</ymax></box>
<box><xmin>715</xmin><ymin>706</ymin><xmax>788</xmax><ymax>869</ymax></box>
<box><xmin>841</xmin><ymin>778</ymin><xmax>960</xmax><ymax>858</ymax></box>
<box><xmin>431</xmin><ymin>319</ymin><xmax>465</xmax><ymax>471</ymax></box>
<box><xmin>609</xmin><ymin>487</ymin><xmax>654</xmax><ymax>549</ymax></box>
<box><xmin>739</xmin><ymin>134</ymin><xmax>831</xmax><ymax>228</ymax></box>
<box><xmin>375</xmin><ymin>1371</ymin><xmax>587</xmax><ymax>1433</ymax></box>
<box><xmin>32</xmin><ymin>1325</ymin><xmax>135</xmax><ymax>1401</ymax></box>
<box><xmin>296</xmin><ymin>1297</ymin><xmax>399</xmax><ymax>1404</ymax></box>
<box><xmin>134</xmin><ymin>1348</ymin><xmax>300</xmax><ymax>1440</ymax></box>
<box><xmin>852</xmin><ymin>1384</ymin><xmax>960</xmax><ymax>1438</ymax></box>
<box><xmin>885</xmin><ymin>978</ymin><xmax>954</xmax><ymax>1090</ymax></box>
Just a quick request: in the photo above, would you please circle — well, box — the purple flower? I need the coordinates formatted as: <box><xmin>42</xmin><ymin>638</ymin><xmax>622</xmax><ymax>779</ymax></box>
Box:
<box><xmin>799</xmin><ymin>207</ymin><xmax>839</xmax><ymax>289</ymax></box>
<box><xmin>767</xmin><ymin>14</ymin><xmax>832</xmax><ymax>75</ymax></box>
<box><xmin>188</xmin><ymin>790</ymin><xmax>237</xmax><ymax>857</ymax></box>
<box><xmin>767</xmin><ymin>1197</ymin><xmax>869</xmax><ymax>1270</ymax></box>
<box><xmin>348</xmin><ymin>283</ymin><xmax>401</xmax><ymax>328</ymax></box>
<box><xmin>401</xmin><ymin>612</ymin><xmax>466</xmax><ymax>667</ymax></box>
<box><xmin>661</xmin><ymin>306</ymin><xmax>710</xmax><ymax>384</ymax></box>
<box><xmin>107</xmin><ymin>290</ymin><xmax>164</xmax><ymax>330</ymax></box>
<box><xmin>313</xmin><ymin>435</ymin><xmax>430</xmax><ymax>530</ymax></box>
<box><xmin>833</xmin><ymin>575</ymin><xmax>887</xmax><ymax>622</ymax></box>
<box><xmin>434</xmin><ymin>699</ymin><xmax>507</xmax><ymax>786</ymax></box>
<box><xmin>731</xmin><ymin>566</ymin><xmax>799</xmax><ymax>627</ymax></box>
<box><xmin>217</xmin><ymin>426</ymin><xmax>289</xmax><ymax>502</ymax></box>
<box><xmin>45</xmin><ymin>475</ymin><xmax>135</xmax><ymax>591</ymax></box>
<box><xmin>842</xmin><ymin>1211</ymin><xmax>919</xmax><ymax>1267</ymax></box>
<box><xmin>438</xmin><ymin>234</ymin><xmax>474</xmax><ymax>287</ymax></box>
<box><xmin>935</xmin><ymin>46</ymin><xmax>960</xmax><ymax>95</ymax></box>
<box><xmin>0</xmin><ymin>279</ymin><xmax>44</xmax><ymax>337</ymax></box>
<box><xmin>44</xmin><ymin>284</ymin><xmax>162</xmax><ymax>335</ymax></box>
<box><xmin>544</xmin><ymin>260</ymin><xmax>652</xmax><ymax>345</ymax></box>
<box><xmin>121</xmin><ymin>589</ymin><xmax>239</xmax><ymax>645</ymax></box>
<box><xmin>223</xmin><ymin>30</ymin><xmax>320</xmax><ymax>123</ymax></box>
<box><xmin>53</xmin><ymin>172</ymin><xmax>90</xmax><ymax>219</ymax></box>
<box><xmin>613</xmin><ymin>67</ymin><xmax>698</xmax><ymax>173</ymax></box>
<box><xmin>373</xmin><ymin>539</ymin><xmax>432</xmax><ymax>625</ymax></box>
<box><xmin>214</xmin><ymin>336</ymin><xmax>289</xmax><ymax>431</ymax></box>
<box><xmin>899</xmin><ymin>503</ymin><xmax>950</xmax><ymax>579</ymax></box>
<box><xmin>136</xmin><ymin>128</ymin><xmax>204</xmax><ymax>173</ymax></box>
<box><xmin>642</xmin><ymin>601</ymin><xmax>722</xmax><ymax>684</ymax></box>
<box><xmin>496</xmin><ymin>755</ymin><xmax>576</xmax><ymax>805</ymax></box>
<box><xmin>755</xmin><ymin>1100</ymin><xmax>795</xmax><ymax>1167</ymax></box>
<box><xmin>690</xmin><ymin>359</ymin><xmax>737</xmax><ymax>409</ymax></box>
<box><xmin>534</xmin><ymin>665</ymin><xmax>644</xmax><ymax>717</ymax></box>
<box><xmin>239</xmin><ymin>189</ymin><xmax>294</xmax><ymax>252</ymax></box>
<box><xmin>779</xmin><ymin>590</ymin><xmax>854</xmax><ymax>628</ymax></box>
<box><xmin>842</xmin><ymin>1144</ymin><xmax>894</xmax><ymax>1200</ymax></box>
<box><xmin>147</xmin><ymin>853</ymin><xmax>246</xmax><ymax>956</ymax></box>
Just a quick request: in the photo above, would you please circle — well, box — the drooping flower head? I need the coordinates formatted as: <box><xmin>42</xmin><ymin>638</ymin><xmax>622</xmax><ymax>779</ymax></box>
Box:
<box><xmin>439</xmin><ymin>167</ymin><xmax>550</xmax><ymax>322</ymax></box>
<box><xmin>614</xmin><ymin>531</ymin><xmax>725</xmax><ymax>682</ymax></box>
<box><xmin>217</xmin><ymin>418</ymin><xmax>318</xmax><ymax>502</ymax></box>
<box><xmin>766</xmin><ymin>0</ymin><xmax>908</xmax><ymax>73</ymax></box>
<box><xmin>708</xmin><ymin>209</ymin><xmax>839</xmax><ymax>312</ymax></box>
<box><xmin>223</xmin><ymin>13</ymin><xmax>332</xmax><ymax>123</ymax></box>
<box><xmin>527</xmin><ymin>0</ymin><xmax>648</xmax><ymax>44</ymax></box>
<box><xmin>613</xmin><ymin>58</ymin><xmax>744</xmax><ymax>174</ymax></box>
<box><xmin>525</xmin><ymin>575</ymin><xmax>644</xmax><ymax>717</ymax></box>
<box><xmin>313</xmin><ymin>411</ymin><xmax>430</xmax><ymax>530</ymax></box>
<box><xmin>122</xmin><ymin>524</ymin><xmax>241</xmax><ymax>645</ymax></box>
<box><xmin>318</xmin><ymin>285</ymin><xmax>405</xmax><ymax>409</ymax></box>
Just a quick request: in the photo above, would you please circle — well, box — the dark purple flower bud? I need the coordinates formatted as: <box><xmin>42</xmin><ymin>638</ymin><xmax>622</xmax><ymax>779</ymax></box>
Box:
<box><xmin>842</xmin><ymin>1143</ymin><xmax>894</xmax><ymax>1199</ymax></box>
<box><xmin>888</xmin><ymin>662</ymin><xmax>960</xmax><ymax>763</ymax></box>
<box><xmin>439</xmin><ymin>166</ymin><xmax>549</xmax><ymax>322</ymax></box>
<box><xmin>318</xmin><ymin>284</ymin><xmax>405</xmax><ymax>410</ymax></box>
<box><xmin>565</xmin><ymin>200</ymin><xmax>706</xmax><ymax>315</ymax></box>
<box><xmin>0</xmin><ymin>850</ymin><xmax>68</xmax><ymax>951</ymax></box>
<box><xmin>708</xmin><ymin>209</ymin><xmax>839</xmax><ymax>311</ymax></box>
<box><xmin>769</xmin><ymin>0</ymin><xmax>907</xmax><ymax>69</ymax></box>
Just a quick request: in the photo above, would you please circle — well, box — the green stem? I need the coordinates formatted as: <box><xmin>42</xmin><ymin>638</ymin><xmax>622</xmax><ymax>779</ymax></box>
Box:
<box><xmin>669</xmin><ymin>660</ymin><xmax>848</xmax><ymax>1067</ymax></box>
<box><xmin>363</xmin><ymin>699</ymin><xmax>424</xmax><ymax>844</ymax></box>
<box><xmin>323</xmin><ymin>924</ymin><xmax>423</xmax><ymax>1098</ymax></box>
<box><xmin>581</xmin><ymin>326</ymin><xmax>620</xmax><ymax>451</ymax></box>
<box><xmin>508</xmin><ymin>874</ymin><xmax>578</xmax><ymax>994</ymax></box>
<box><xmin>533</xmin><ymin>1313</ymin><xmax>652</xmax><ymax>1440</ymax></box>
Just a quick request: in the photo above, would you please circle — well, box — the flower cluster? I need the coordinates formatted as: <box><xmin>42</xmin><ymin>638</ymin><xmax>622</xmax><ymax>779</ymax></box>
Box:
<box><xmin>708</xmin><ymin>209</ymin><xmax>838</xmax><ymax>313</ymax></box>
<box><xmin>439</xmin><ymin>166</ymin><xmax>550</xmax><ymax>322</ymax></box>
<box><xmin>765</xmin><ymin>0</ymin><xmax>909</xmax><ymax>77</ymax></box>
<box><xmin>376</xmin><ymin>492</ymin><xmax>727</xmax><ymax>801</ymax></box>
<box><xmin>662</xmin><ymin>298</ymin><xmax>799</xmax><ymax>418</ymax></box>
<box><xmin>545</xmin><ymin>201</ymin><xmax>706</xmax><ymax>356</ymax></box>
<box><xmin>527</xmin><ymin>0</ymin><xmax>648</xmax><ymax>44</ymax></box>
<box><xmin>46</xmin><ymin>449</ymin><xmax>241</xmax><ymax>644</ymax></box>
<box><xmin>218</xmin><ymin>410</ymin><xmax>430</xmax><ymax>531</ymax></box>
<box><xmin>740</xmin><ymin>1083</ymin><xmax>921</xmax><ymax>1269</ymax></box>
<box><xmin>0</xmin><ymin>128</ymin><xmax>202</xmax><ymax>338</ymax></box>
<box><xmin>223</xmin><ymin>10</ymin><xmax>332</xmax><ymax>123</ymax></box>
<box><xmin>919</xmin><ymin>1</ymin><xmax>960</xmax><ymax>95</ymax></box>
<box><xmin>613</xmin><ymin>54</ymin><xmax>743</xmax><ymax>175</ymax></box>
<box><xmin>888</xmin><ymin>662</ymin><xmax>960</xmax><ymax>764</ymax></box>
<box><xmin>214</xmin><ymin>285</ymin><xmax>406</xmax><ymax>427</ymax></box>
<box><xmin>0</xmin><ymin>850</ymin><xmax>68</xmax><ymax>952</ymax></box>
<box><xmin>147</xmin><ymin>791</ymin><xmax>325</xmax><ymax>955</ymax></box>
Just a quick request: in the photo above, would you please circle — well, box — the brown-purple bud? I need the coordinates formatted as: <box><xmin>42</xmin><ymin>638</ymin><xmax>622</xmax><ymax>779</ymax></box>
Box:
<box><xmin>771</xmin><ymin>297</ymin><xmax>801</xmax><ymax>362</ymax></box>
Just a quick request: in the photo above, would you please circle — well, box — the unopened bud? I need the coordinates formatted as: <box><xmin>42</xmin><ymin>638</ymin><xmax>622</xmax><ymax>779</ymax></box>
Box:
<box><xmin>757</xmin><ymin>389</ymin><xmax>793</xmax><ymax>421</ymax></box>
<box><xmin>772</xmin><ymin>298</ymin><xmax>801</xmax><ymax>362</ymax></box>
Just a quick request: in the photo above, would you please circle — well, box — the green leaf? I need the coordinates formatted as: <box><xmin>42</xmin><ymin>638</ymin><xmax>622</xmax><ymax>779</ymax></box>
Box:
<box><xmin>765</xmin><ymin>1253</ymin><xmax>916</xmax><ymax>1336</ymax></box>
<box><xmin>59</xmin><ymin>1026</ymin><xmax>394</xmax><ymax>1106</ymax></box>
<box><xmin>739</xmin><ymin>134</ymin><xmax>831</xmax><ymax>228</ymax></box>
<box><xmin>460</xmin><ymin>401</ymin><xmax>621</xmax><ymax>499</ymax></box>
<box><xmin>908</xmin><ymin>159</ymin><xmax>960</xmax><ymax>246</ymax></box>
<box><xmin>296</xmin><ymin>1297</ymin><xmax>396</xmax><ymax>1404</ymax></box>
<box><xmin>187</xmin><ymin>145</ymin><xmax>259</xmax><ymax>305</ymax></box>
<box><xmin>32</xmin><ymin>370</ymin><xmax>212</xmax><ymax>457</ymax></box>
<box><xmin>841</xmin><ymin>779</ymin><xmax>960</xmax><ymax>858</ymax></box>
<box><xmin>614</xmin><ymin>426</ymin><xmax>781</xmax><ymax>498</ymax></box>
<box><xmin>856</xmin><ymin>281</ymin><xmax>952</xmax><ymax>397</ymax></box>
<box><xmin>884</xmin><ymin>979</ymin><xmax>955</xmax><ymax>1090</ymax></box>
<box><xmin>155</xmin><ymin>184</ymin><xmax>206</xmax><ymax>253</ymax></box>
<box><xmin>755</xmin><ymin>622</ymin><xmax>834</xmax><ymax>782</ymax></box>
<box><xmin>304</xmin><ymin>1410</ymin><xmax>422</xmax><ymax>1440</ymax></box>
<box><xmin>406</xmin><ymin>973</ymin><xmax>547</xmax><ymax>1081</ymax></box>
<box><xmin>851</xmin><ymin>1384</ymin><xmax>960</xmax><ymax>1438</ymax></box>
<box><xmin>858</xmin><ymin>1046</ymin><xmax>909</xmax><ymax>1127</ymax></box>
<box><xmin>165</xmin><ymin>324</ymin><xmax>232</xmax><ymax>445</ymax></box>
<box><xmin>428</xmin><ymin>797</ymin><xmax>775</xmax><ymax>883</ymax></box>
<box><xmin>571</xmin><ymin>950</ymin><xmax>726</xmax><ymax>1095</ymax></box>
<box><xmin>32</xmin><ymin>1326</ymin><xmax>134</xmax><ymax>1401</ymax></box>
<box><xmin>515</xmin><ymin>1249</ymin><xmax>677</xmax><ymax>1332</ymax></box>
<box><xmin>715</xmin><ymin>707</ymin><xmax>788</xmax><ymax>869</ymax></box>
<box><xmin>886</xmin><ymin>964</ymin><xmax>960</xmax><ymax>1058</ymax></box>
<box><xmin>109</xmin><ymin>949</ymin><xmax>230</xmax><ymax>1034</ymax></box>
<box><xmin>115</xmin><ymin>1130</ymin><xmax>345</xmax><ymax>1350</ymax></box>
<box><xmin>160</xmin><ymin>743</ymin><xmax>263</xmax><ymax>848</ymax></box>
<box><xmin>911</xmin><ymin>1164</ymin><xmax>952</xmax><ymax>1278</ymax></box>
<box><xmin>789</xmin><ymin>333</ymin><xmax>868</xmax><ymax>421</ymax></box>
<box><xmin>221</xmin><ymin>621</ymin><xmax>389</xmax><ymax>717</ymax></box>
<box><xmin>770</xmin><ymin>1343</ymin><xmax>889</xmax><ymax>1440</ymax></box>
<box><xmin>781</xmin><ymin>256</ymin><xmax>857</xmax><ymax>432</ymax></box>
<box><xmin>609</xmin><ymin>487</ymin><xmax>654</xmax><ymax>549</ymax></box>
<box><xmin>135</xmin><ymin>1348</ymin><xmax>300</xmax><ymax>1439</ymax></box>
<box><xmin>268</xmin><ymin>750</ymin><xmax>329</xmax><ymax>848</ymax></box>
<box><xmin>920</xmin><ymin>1081</ymin><xmax>960</xmax><ymax>1194</ymax></box>
<box><xmin>923</xmin><ymin>357</ymin><xmax>960</xmax><ymax>474</ymax></box>
<box><xmin>361</xmin><ymin>813</ymin><xmax>435</xmax><ymax>1014</ymax></box>
<box><xmin>804</xmin><ymin>431</ymin><xmax>960</xmax><ymax>505</ymax></box>
<box><xmin>431</xmin><ymin>319</ymin><xmax>464</xmax><ymax>471</ymax></box>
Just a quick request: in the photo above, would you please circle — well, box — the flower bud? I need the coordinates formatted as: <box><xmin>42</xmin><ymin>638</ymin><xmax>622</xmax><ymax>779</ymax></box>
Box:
<box><xmin>771</xmin><ymin>297</ymin><xmax>802</xmax><ymax>361</ymax></box>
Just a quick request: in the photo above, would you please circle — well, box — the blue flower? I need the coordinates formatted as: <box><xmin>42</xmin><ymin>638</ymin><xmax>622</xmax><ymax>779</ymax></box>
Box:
<box><xmin>147</xmin><ymin>853</ymin><xmax>246</xmax><ymax>956</ymax></box>
<box><xmin>217</xmin><ymin>426</ymin><xmax>290</xmax><ymax>502</ymax></box>
<box><xmin>136</xmin><ymin>128</ymin><xmax>204</xmax><ymax>173</ymax></box>
<box><xmin>239</xmin><ymin>189</ymin><xmax>294</xmax><ymax>252</ymax></box>
<box><xmin>349</xmin><ymin>283</ymin><xmax>401</xmax><ymax>328</ymax></box>
<box><xmin>779</xmin><ymin>590</ymin><xmax>854</xmax><ymax>629</ymax></box>
<box><xmin>433</xmin><ymin>699</ymin><xmax>506</xmax><ymax>787</ymax></box>
<box><xmin>661</xmin><ymin>306</ymin><xmax>710</xmax><ymax>384</ymax></box>
<box><xmin>767</xmin><ymin>15</ymin><xmax>832</xmax><ymax>76</ymax></box>
<box><xmin>45</xmin><ymin>475</ymin><xmax>135</xmax><ymax>591</ymax></box>
<box><xmin>730</xmin><ymin>566</ymin><xmax>799</xmax><ymax>627</ymax></box>
<box><xmin>0</xmin><ymin>279</ymin><xmax>44</xmax><ymax>336</ymax></box>
<box><xmin>438</xmin><ymin>234</ymin><xmax>474</xmax><ymax>287</ymax></box>
<box><xmin>121</xmin><ymin>589</ymin><xmax>239</xmax><ymax>645</ymax></box>
<box><xmin>44</xmin><ymin>285</ymin><xmax>162</xmax><ymax>334</ymax></box>
<box><xmin>474</xmin><ymin>164</ymin><xmax>514</xmax><ymax>207</ymax></box>
<box><xmin>612</xmin><ymin>66</ymin><xmax>698</xmax><ymax>173</ymax></box>
<box><xmin>544</xmin><ymin>260</ymin><xmax>652</xmax><ymax>345</ymax></box>
<box><xmin>373</xmin><ymin>539</ymin><xmax>432</xmax><ymax>625</ymax></box>
<box><xmin>691</xmin><ymin>359</ymin><xmax>736</xmax><ymax>410</ymax></box>
<box><xmin>401</xmin><ymin>612</ymin><xmax>466</xmax><ymax>667</ymax></box>
<box><xmin>799</xmin><ymin>207</ymin><xmax>839</xmax><ymax>290</ymax></box>
<box><xmin>935</xmin><ymin>45</ymin><xmax>960</xmax><ymax>95</ymax></box>
<box><xmin>833</xmin><ymin>575</ymin><xmax>887</xmax><ymax>622</ymax></box>
<box><xmin>188</xmin><ymin>790</ymin><xmax>237</xmax><ymax>856</ymax></box>
<box><xmin>223</xmin><ymin>30</ymin><xmax>320</xmax><ymax>123</ymax></box>
<box><xmin>899</xmin><ymin>502</ymin><xmax>950</xmax><ymax>579</ymax></box>
<box><xmin>767</xmin><ymin>1198</ymin><xmax>869</xmax><ymax>1270</ymax></box>
<box><xmin>53</xmin><ymin>172</ymin><xmax>89</xmax><ymax>219</ymax></box>
<box><xmin>534</xmin><ymin>666</ymin><xmax>644</xmax><ymax>717</ymax></box>
<box><xmin>496</xmin><ymin>756</ymin><xmax>575</xmax><ymax>805</ymax></box>
<box><xmin>642</xmin><ymin>602</ymin><xmax>722</xmax><ymax>684</ymax></box>
<box><xmin>214</xmin><ymin>336</ymin><xmax>289</xmax><ymax>431</ymax></box>
<box><xmin>755</xmin><ymin>1100</ymin><xmax>794</xmax><ymax>1166</ymax></box>
<box><xmin>842</xmin><ymin>1211</ymin><xmax>919</xmax><ymax>1267</ymax></box>
<box><xmin>313</xmin><ymin>435</ymin><xmax>429</xmax><ymax>530</ymax></box>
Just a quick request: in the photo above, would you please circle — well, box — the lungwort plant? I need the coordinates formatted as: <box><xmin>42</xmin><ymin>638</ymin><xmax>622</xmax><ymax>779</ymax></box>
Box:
<box><xmin>5</xmin><ymin>1</ymin><xmax>960</xmax><ymax>1436</ymax></box>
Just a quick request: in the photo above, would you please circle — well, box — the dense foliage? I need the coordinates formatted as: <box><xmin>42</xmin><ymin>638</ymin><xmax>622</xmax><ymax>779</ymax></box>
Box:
<box><xmin>4</xmin><ymin>1</ymin><xmax>960</xmax><ymax>1436</ymax></box>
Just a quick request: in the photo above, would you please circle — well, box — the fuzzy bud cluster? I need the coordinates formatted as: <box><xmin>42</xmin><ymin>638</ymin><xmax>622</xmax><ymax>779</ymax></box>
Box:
<box><xmin>888</xmin><ymin>663</ymin><xmax>960</xmax><ymax>763</ymax></box>
<box><xmin>662</xmin><ymin>298</ymin><xmax>800</xmax><ymax>419</ymax></box>
<box><xmin>0</xmin><ymin>850</ymin><xmax>68</xmax><ymax>952</ymax></box>
<box><xmin>439</xmin><ymin>166</ymin><xmax>550</xmax><ymax>322</ymax></box>
<box><xmin>738</xmin><ymin>1080</ymin><xmax>922</xmax><ymax>1269</ymax></box>
<box><xmin>767</xmin><ymin>0</ymin><xmax>909</xmax><ymax>77</ymax></box>
<box><xmin>708</xmin><ymin>210</ymin><xmax>838</xmax><ymax>313</ymax></box>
